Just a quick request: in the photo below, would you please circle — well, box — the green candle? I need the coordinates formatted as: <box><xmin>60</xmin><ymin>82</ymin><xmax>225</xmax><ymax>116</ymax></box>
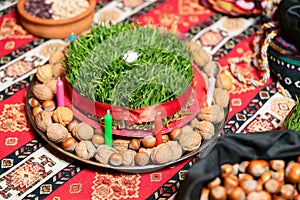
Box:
<box><xmin>104</xmin><ymin>109</ymin><xmax>113</xmax><ymax>146</ymax></box>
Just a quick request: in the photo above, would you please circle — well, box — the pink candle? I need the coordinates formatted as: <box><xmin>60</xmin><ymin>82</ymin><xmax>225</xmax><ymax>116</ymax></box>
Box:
<box><xmin>56</xmin><ymin>77</ymin><xmax>65</xmax><ymax>107</ymax></box>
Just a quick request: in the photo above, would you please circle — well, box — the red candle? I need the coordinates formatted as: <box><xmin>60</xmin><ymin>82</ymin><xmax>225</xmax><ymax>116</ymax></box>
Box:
<box><xmin>56</xmin><ymin>77</ymin><xmax>65</xmax><ymax>107</ymax></box>
<box><xmin>154</xmin><ymin>115</ymin><xmax>163</xmax><ymax>146</ymax></box>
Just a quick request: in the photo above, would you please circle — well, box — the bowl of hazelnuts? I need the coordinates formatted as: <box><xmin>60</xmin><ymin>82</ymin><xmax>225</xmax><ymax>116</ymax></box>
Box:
<box><xmin>177</xmin><ymin>130</ymin><xmax>300</xmax><ymax>200</ymax></box>
<box><xmin>17</xmin><ymin>0</ymin><xmax>96</xmax><ymax>39</ymax></box>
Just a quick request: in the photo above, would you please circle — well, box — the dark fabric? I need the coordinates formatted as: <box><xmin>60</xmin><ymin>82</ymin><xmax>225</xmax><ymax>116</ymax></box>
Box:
<box><xmin>277</xmin><ymin>0</ymin><xmax>300</xmax><ymax>50</ymax></box>
<box><xmin>176</xmin><ymin>130</ymin><xmax>300</xmax><ymax>200</ymax></box>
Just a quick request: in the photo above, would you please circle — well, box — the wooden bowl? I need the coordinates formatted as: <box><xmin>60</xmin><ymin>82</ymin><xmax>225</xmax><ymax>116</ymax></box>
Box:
<box><xmin>17</xmin><ymin>0</ymin><xmax>96</xmax><ymax>39</ymax></box>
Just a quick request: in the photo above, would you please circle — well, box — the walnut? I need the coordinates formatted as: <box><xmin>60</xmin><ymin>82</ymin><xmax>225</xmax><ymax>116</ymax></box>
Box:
<box><xmin>196</xmin><ymin>120</ymin><xmax>215</xmax><ymax>140</ymax></box>
<box><xmin>35</xmin><ymin>110</ymin><xmax>53</xmax><ymax>132</ymax></box>
<box><xmin>203</xmin><ymin>61</ymin><xmax>220</xmax><ymax>77</ymax></box>
<box><xmin>198</xmin><ymin>104</ymin><xmax>224</xmax><ymax>123</ymax></box>
<box><xmin>178</xmin><ymin>125</ymin><xmax>202</xmax><ymax>152</ymax></box>
<box><xmin>151</xmin><ymin>143</ymin><xmax>173</xmax><ymax>164</ymax></box>
<box><xmin>166</xmin><ymin>141</ymin><xmax>183</xmax><ymax>161</ymax></box>
<box><xmin>113</xmin><ymin>139</ymin><xmax>130</xmax><ymax>151</ymax></box>
<box><xmin>52</xmin><ymin>62</ymin><xmax>66</xmax><ymax>78</ymax></box>
<box><xmin>75</xmin><ymin>140</ymin><xmax>96</xmax><ymax>160</ymax></box>
<box><xmin>94</xmin><ymin>145</ymin><xmax>118</xmax><ymax>164</ymax></box>
<box><xmin>36</xmin><ymin>64</ymin><xmax>53</xmax><ymax>83</ymax></box>
<box><xmin>121</xmin><ymin>149</ymin><xmax>137</xmax><ymax>166</ymax></box>
<box><xmin>213</xmin><ymin>87</ymin><xmax>230</xmax><ymax>107</ymax></box>
<box><xmin>49</xmin><ymin>51</ymin><xmax>65</xmax><ymax>65</ymax></box>
<box><xmin>52</xmin><ymin>107</ymin><xmax>73</xmax><ymax>126</ymax></box>
<box><xmin>72</xmin><ymin>122</ymin><xmax>94</xmax><ymax>140</ymax></box>
<box><xmin>192</xmin><ymin>49</ymin><xmax>211</xmax><ymax>67</ymax></box>
<box><xmin>46</xmin><ymin>123</ymin><xmax>68</xmax><ymax>143</ymax></box>
<box><xmin>32</xmin><ymin>84</ymin><xmax>54</xmax><ymax>101</ymax></box>
<box><xmin>45</xmin><ymin>79</ymin><xmax>57</xmax><ymax>94</ymax></box>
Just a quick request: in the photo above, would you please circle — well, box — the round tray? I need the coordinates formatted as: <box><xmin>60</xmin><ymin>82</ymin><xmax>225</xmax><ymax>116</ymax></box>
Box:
<box><xmin>17</xmin><ymin>0</ymin><xmax>96</xmax><ymax>39</ymax></box>
<box><xmin>26</xmin><ymin>78</ymin><xmax>228</xmax><ymax>174</ymax></box>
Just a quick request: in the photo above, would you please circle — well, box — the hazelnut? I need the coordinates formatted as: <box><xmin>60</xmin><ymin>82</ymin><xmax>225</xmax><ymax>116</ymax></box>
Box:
<box><xmin>42</xmin><ymin>100</ymin><xmax>56</xmax><ymax>112</ymax></box>
<box><xmin>52</xmin><ymin>107</ymin><xmax>73</xmax><ymax>126</ymax></box>
<box><xmin>238</xmin><ymin>161</ymin><xmax>249</xmax><ymax>173</ymax></box>
<box><xmin>109</xmin><ymin>152</ymin><xmax>123</xmax><ymax>166</ymax></box>
<box><xmin>264</xmin><ymin>178</ymin><xmax>282</xmax><ymax>194</ymax></box>
<box><xmin>75</xmin><ymin>140</ymin><xmax>96</xmax><ymax>160</ymax></box>
<box><xmin>209</xmin><ymin>185</ymin><xmax>226</xmax><ymax>200</ymax></box>
<box><xmin>32</xmin><ymin>84</ymin><xmax>54</xmax><ymax>101</ymax></box>
<box><xmin>200</xmin><ymin>187</ymin><xmax>209</xmax><ymax>200</ymax></box>
<box><xmin>280</xmin><ymin>184</ymin><xmax>295</xmax><ymax>199</ymax></box>
<box><xmin>258</xmin><ymin>171</ymin><xmax>271</xmax><ymax>184</ymax></box>
<box><xmin>91</xmin><ymin>134</ymin><xmax>105</xmax><ymax>147</ymax></box>
<box><xmin>169</xmin><ymin>128</ymin><xmax>182</xmax><ymax>140</ymax></box>
<box><xmin>94</xmin><ymin>128</ymin><xmax>103</xmax><ymax>135</ymax></box>
<box><xmin>35</xmin><ymin>110</ymin><xmax>53</xmax><ymax>132</ymax></box>
<box><xmin>246</xmin><ymin>191</ymin><xmax>271</xmax><ymax>200</ymax></box>
<box><xmin>246</xmin><ymin>160</ymin><xmax>269</xmax><ymax>177</ymax></box>
<box><xmin>294</xmin><ymin>194</ymin><xmax>300</xmax><ymax>200</ymax></box>
<box><xmin>271</xmin><ymin>169</ymin><xmax>285</xmax><ymax>182</ymax></box>
<box><xmin>46</xmin><ymin>123</ymin><xmax>68</xmax><ymax>143</ymax></box>
<box><xmin>221</xmin><ymin>164</ymin><xmax>234</xmax><ymax>177</ymax></box>
<box><xmin>32</xmin><ymin>106</ymin><xmax>43</xmax><ymax>116</ymax></box>
<box><xmin>61</xmin><ymin>137</ymin><xmax>77</xmax><ymax>151</ymax></box>
<box><xmin>142</xmin><ymin>136</ymin><xmax>156</xmax><ymax>148</ymax></box>
<box><xmin>269</xmin><ymin>160</ymin><xmax>285</xmax><ymax>171</ymax></box>
<box><xmin>285</xmin><ymin>161</ymin><xmax>300</xmax><ymax>183</ymax></box>
<box><xmin>67</xmin><ymin>119</ymin><xmax>78</xmax><ymax>132</ymax></box>
<box><xmin>28</xmin><ymin>97</ymin><xmax>40</xmax><ymax>107</ymax></box>
<box><xmin>207</xmin><ymin>177</ymin><xmax>221</xmax><ymax>189</ymax></box>
<box><xmin>223</xmin><ymin>175</ymin><xmax>238</xmax><ymax>192</ymax></box>
<box><xmin>238</xmin><ymin>173</ymin><xmax>254</xmax><ymax>181</ymax></box>
<box><xmin>239</xmin><ymin>179</ymin><xmax>257</xmax><ymax>194</ymax></box>
<box><xmin>135</xmin><ymin>152</ymin><xmax>150</xmax><ymax>166</ymax></box>
<box><xmin>162</xmin><ymin>134</ymin><xmax>169</xmax><ymax>143</ymax></box>
<box><xmin>229</xmin><ymin>187</ymin><xmax>245</xmax><ymax>200</ymax></box>
<box><xmin>128</xmin><ymin>139</ymin><xmax>140</xmax><ymax>151</ymax></box>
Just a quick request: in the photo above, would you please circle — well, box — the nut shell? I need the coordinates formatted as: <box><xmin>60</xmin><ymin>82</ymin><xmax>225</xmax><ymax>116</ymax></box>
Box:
<box><xmin>46</xmin><ymin>123</ymin><xmax>68</xmax><ymax>143</ymax></box>
<box><xmin>135</xmin><ymin>151</ymin><xmax>150</xmax><ymax>166</ymax></box>
<box><xmin>178</xmin><ymin>125</ymin><xmax>202</xmax><ymax>151</ymax></box>
<box><xmin>196</xmin><ymin>120</ymin><xmax>215</xmax><ymax>140</ymax></box>
<box><xmin>109</xmin><ymin>152</ymin><xmax>123</xmax><ymax>166</ymax></box>
<box><xmin>36</xmin><ymin>64</ymin><xmax>53</xmax><ymax>83</ymax></box>
<box><xmin>151</xmin><ymin>143</ymin><xmax>173</xmax><ymax>164</ymax></box>
<box><xmin>49</xmin><ymin>50</ymin><xmax>65</xmax><ymax>65</ymax></box>
<box><xmin>75</xmin><ymin>140</ymin><xmax>96</xmax><ymax>160</ymax></box>
<box><xmin>94</xmin><ymin>145</ymin><xmax>118</xmax><ymax>164</ymax></box>
<box><xmin>52</xmin><ymin>107</ymin><xmax>73</xmax><ymax>126</ymax></box>
<box><xmin>72</xmin><ymin>122</ymin><xmax>94</xmax><ymax>140</ymax></box>
<box><xmin>32</xmin><ymin>84</ymin><xmax>54</xmax><ymax>101</ymax></box>
<box><xmin>121</xmin><ymin>149</ymin><xmax>137</xmax><ymax>166</ymax></box>
<box><xmin>35</xmin><ymin>110</ymin><xmax>53</xmax><ymax>132</ymax></box>
<box><xmin>213</xmin><ymin>88</ymin><xmax>230</xmax><ymax>107</ymax></box>
<box><xmin>61</xmin><ymin>136</ymin><xmax>77</xmax><ymax>151</ymax></box>
<box><xmin>42</xmin><ymin>100</ymin><xmax>56</xmax><ymax>112</ymax></box>
<box><xmin>45</xmin><ymin>79</ymin><xmax>57</xmax><ymax>94</ymax></box>
<box><xmin>142</xmin><ymin>135</ymin><xmax>156</xmax><ymax>148</ymax></box>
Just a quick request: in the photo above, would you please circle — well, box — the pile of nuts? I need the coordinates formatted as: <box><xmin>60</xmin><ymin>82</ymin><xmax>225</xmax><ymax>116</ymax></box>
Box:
<box><xmin>28</xmin><ymin>40</ymin><xmax>232</xmax><ymax>167</ymax></box>
<box><xmin>24</xmin><ymin>0</ymin><xmax>89</xmax><ymax>20</ymax></box>
<box><xmin>200</xmin><ymin>158</ymin><xmax>300</xmax><ymax>200</ymax></box>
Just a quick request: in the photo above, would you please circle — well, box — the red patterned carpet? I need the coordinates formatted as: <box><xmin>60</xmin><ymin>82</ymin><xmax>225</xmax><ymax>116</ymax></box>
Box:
<box><xmin>0</xmin><ymin>0</ymin><xmax>295</xmax><ymax>199</ymax></box>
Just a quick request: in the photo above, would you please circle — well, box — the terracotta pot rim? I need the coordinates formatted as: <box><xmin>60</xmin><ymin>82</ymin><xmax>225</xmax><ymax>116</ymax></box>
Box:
<box><xmin>17</xmin><ymin>0</ymin><xmax>96</xmax><ymax>25</ymax></box>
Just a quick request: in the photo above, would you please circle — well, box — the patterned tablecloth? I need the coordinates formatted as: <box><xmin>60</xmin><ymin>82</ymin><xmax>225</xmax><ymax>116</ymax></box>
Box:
<box><xmin>0</xmin><ymin>0</ymin><xmax>296</xmax><ymax>199</ymax></box>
